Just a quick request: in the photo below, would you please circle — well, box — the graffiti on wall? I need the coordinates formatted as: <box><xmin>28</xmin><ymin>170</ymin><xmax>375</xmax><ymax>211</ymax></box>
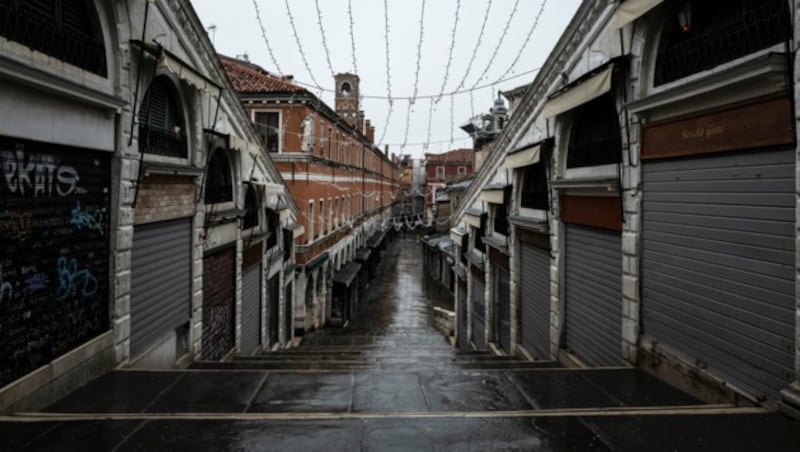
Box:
<box><xmin>0</xmin><ymin>137</ymin><xmax>109</xmax><ymax>388</ymax></box>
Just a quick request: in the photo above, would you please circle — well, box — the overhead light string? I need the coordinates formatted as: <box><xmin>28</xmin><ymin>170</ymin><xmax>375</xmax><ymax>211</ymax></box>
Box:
<box><xmin>251</xmin><ymin>0</ymin><xmax>284</xmax><ymax>76</ymax></box>
<box><xmin>283</xmin><ymin>0</ymin><xmax>323</xmax><ymax>94</ymax></box>
<box><xmin>314</xmin><ymin>0</ymin><xmax>337</xmax><ymax>79</ymax></box>
<box><xmin>469</xmin><ymin>0</ymin><xmax>521</xmax><ymax>89</ymax></box>
<box><xmin>451</xmin><ymin>0</ymin><xmax>494</xmax><ymax>95</ymax></box>
<box><xmin>497</xmin><ymin>0</ymin><xmax>549</xmax><ymax>81</ymax></box>
<box><xmin>435</xmin><ymin>0</ymin><xmax>461</xmax><ymax>104</ymax></box>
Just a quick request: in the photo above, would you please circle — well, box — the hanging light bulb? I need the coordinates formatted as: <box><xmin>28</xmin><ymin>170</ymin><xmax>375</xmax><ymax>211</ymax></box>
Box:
<box><xmin>678</xmin><ymin>2</ymin><xmax>693</xmax><ymax>33</ymax></box>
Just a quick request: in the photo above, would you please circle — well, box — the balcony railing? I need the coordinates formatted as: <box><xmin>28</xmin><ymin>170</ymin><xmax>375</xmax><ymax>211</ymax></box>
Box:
<box><xmin>139</xmin><ymin>126</ymin><xmax>188</xmax><ymax>159</ymax></box>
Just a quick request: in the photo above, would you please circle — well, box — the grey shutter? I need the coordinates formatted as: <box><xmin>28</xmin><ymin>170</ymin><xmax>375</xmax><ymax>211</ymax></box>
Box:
<box><xmin>472</xmin><ymin>276</ymin><xmax>486</xmax><ymax>348</ymax></box>
<box><xmin>130</xmin><ymin>219</ymin><xmax>192</xmax><ymax>358</ymax></box>
<box><xmin>565</xmin><ymin>225</ymin><xmax>623</xmax><ymax>367</ymax></box>
<box><xmin>520</xmin><ymin>243</ymin><xmax>551</xmax><ymax>359</ymax></box>
<box><xmin>642</xmin><ymin>149</ymin><xmax>795</xmax><ymax>402</ymax></box>
<box><xmin>457</xmin><ymin>279</ymin><xmax>469</xmax><ymax>349</ymax></box>
<box><xmin>496</xmin><ymin>267</ymin><xmax>511</xmax><ymax>352</ymax></box>
<box><xmin>241</xmin><ymin>265</ymin><xmax>261</xmax><ymax>356</ymax></box>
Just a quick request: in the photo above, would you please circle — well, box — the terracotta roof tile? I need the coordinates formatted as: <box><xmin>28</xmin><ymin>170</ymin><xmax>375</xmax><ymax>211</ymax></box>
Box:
<box><xmin>219</xmin><ymin>55</ymin><xmax>307</xmax><ymax>95</ymax></box>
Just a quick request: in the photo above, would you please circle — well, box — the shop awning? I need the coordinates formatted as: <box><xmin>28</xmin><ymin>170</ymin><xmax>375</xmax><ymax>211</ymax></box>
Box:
<box><xmin>543</xmin><ymin>66</ymin><xmax>613</xmax><ymax>118</ymax></box>
<box><xmin>464</xmin><ymin>208</ymin><xmax>484</xmax><ymax>229</ymax></box>
<box><xmin>450</xmin><ymin>227</ymin><xmax>467</xmax><ymax>244</ymax></box>
<box><xmin>131</xmin><ymin>40</ymin><xmax>222</xmax><ymax>97</ymax></box>
<box><xmin>230</xmin><ymin>135</ymin><xmax>263</xmax><ymax>158</ymax></box>
<box><xmin>355</xmin><ymin>247</ymin><xmax>372</xmax><ymax>263</ymax></box>
<box><xmin>612</xmin><ymin>0</ymin><xmax>664</xmax><ymax>29</ymax></box>
<box><xmin>333</xmin><ymin>262</ymin><xmax>361</xmax><ymax>287</ymax></box>
<box><xmin>480</xmin><ymin>184</ymin><xmax>509</xmax><ymax>204</ymax></box>
<box><xmin>291</xmin><ymin>224</ymin><xmax>305</xmax><ymax>239</ymax></box>
<box><xmin>504</xmin><ymin>143</ymin><xmax>542</xmax><ymax>170</ymax></box>
<box><xmin>304</xmin><ymin>252</ymin><xmax>329</xmax><ymax>272</ymax></box>
<box><xmin>367</xmin><ymin>230</ymin><xmax>387</xmax><ymax>249</ymax></box>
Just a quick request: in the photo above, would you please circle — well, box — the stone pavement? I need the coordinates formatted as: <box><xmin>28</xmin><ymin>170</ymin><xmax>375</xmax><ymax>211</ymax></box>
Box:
<box><xmin>2</xmin><ymin>238</ymin><xmax>799</xmax><ymax>451</ymax></box>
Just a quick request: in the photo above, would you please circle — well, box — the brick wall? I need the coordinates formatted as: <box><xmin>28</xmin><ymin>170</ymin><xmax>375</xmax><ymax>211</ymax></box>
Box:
<box><xmin>134</xmin><ymin>175</ymin><xmax>196</xmax><ymax>225</ymax></box>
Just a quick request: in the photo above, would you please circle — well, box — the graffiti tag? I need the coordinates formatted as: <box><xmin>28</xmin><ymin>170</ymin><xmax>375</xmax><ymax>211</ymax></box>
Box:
<box><xmin>56</xmin><ymin>257</ymin><xmax>97</xmax><ymax>301</ymax></box>
<box><xmin>24</xmin><ymin>273</ymin><xmax>49</xmax><ymax>296</ymax></box>
<box><xmin>0</xmin><ymin>265</ymin><xmax>12</xmax><ymax>303</ymax></box>
<box><xmin>1</xmin><ymin>150</ymin><xmax>80</xmax><ymax>197</ymax></box>
<box><xmin>0</xmin><ymin>210</ymin><xmax>32</xmax><ymax>241</ymax></box>
<box><xmin>70</xmin><ymin>202</ymin><xmax>106</xmax><ymax>236</ymax></box>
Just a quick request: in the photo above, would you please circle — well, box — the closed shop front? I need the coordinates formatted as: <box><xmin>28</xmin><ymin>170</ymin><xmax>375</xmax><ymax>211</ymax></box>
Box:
<box><xmin>457</xmin><ymin>277</ymin><xmax>468</xmax><ymax>349</ymax></box>
<box><xmin>0</xmin><ymin>138</ymin><xmax>110</xmax><ymax>387</ymax></box>
<box><xmin>284</xmin><ymin>282</ymin><xmax>293</xmax><ymax>344</ymax></box>
<box><xmin>240</xmin><ymin>245</ymin><xmax>262</xmax><ymax>356</ymax></box>
<box><xmin>518</xmin><ymin>231</ymin><xmax>551</xmax><ymax>359</ymax></box>
<box><xmin>490</xmin><ymin>248</ymin><xmax>511</xmax><ymax>353</ymax></box>
<box><xmin>562</xmin><ymin>195</ymin><xmax>623</xmax><ymax>367</ymax></box>
<box><xmin>641</xmin><ymin>96</ymin><xmax>796</xmax><ymax>402</ymax></box>
<box><xmin>267</xmin><ymin>274</ymin><xmax>280</xmax><ymax>347</ymax></box>
<box><xmin>202</xmin><ymin>247</ymin><xmax>236</xmax><ymax>360</ymax></box>
<box><xmin>471</xmin><ymin>267</ymin><xmax>486</xmax><ymax>349</ymax></box>
<box><xmin>131</xmin><ymin>219</ymin><xmax>192</xmax><ymax>358</ymax></box>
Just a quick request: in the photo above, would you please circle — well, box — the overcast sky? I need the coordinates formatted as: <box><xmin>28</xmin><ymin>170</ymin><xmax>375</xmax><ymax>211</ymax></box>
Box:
<box><xmin>190</xmin><ymin>0</ymin><xmax>581</xmax><ymax>158</ymax></box>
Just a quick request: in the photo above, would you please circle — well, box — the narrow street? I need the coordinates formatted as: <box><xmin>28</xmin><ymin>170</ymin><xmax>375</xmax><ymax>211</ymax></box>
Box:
<box><xmin>2</xmin><ymin>238</ymin><xmax>798</xmax><ymax>451</ymax></box>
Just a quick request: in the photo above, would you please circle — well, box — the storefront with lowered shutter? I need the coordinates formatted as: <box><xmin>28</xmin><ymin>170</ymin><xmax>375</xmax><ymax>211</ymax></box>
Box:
<box><xmin>517</xmin><ymin>229</ymin><xmax>551</xmax><ymax>360</ymax></box>
<box><xmin>639</xmin><ymin>94</ymin><xmax>796</xmax><ymax>403</ymax></box>
<box><xmin>240</xmin><ymin>243</ymin><xmax>262</xmax><ymax>356</ymax></box>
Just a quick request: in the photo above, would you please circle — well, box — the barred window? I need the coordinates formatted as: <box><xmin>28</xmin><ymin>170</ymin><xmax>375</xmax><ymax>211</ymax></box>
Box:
<box><xmin>520</xmin><ymin>162</ymin><xmax>548</xmax><ymax>210</ymax></box>
<box><xmin>205</xmin><ymin>149</ymin><xmax>232</xmax><ymax>204</ymax></box>
<box><xmin>139</xmin><ymin>76</ymin><xmax>187</xmax><ymax>158</ymax></box>
<box><xmin>567</xmin><ymin>94</ymin><xmax>622</xmax><ymax>169</ymax></box>
<box><xmin>655</xmin><ymin>0</ymin><xmax>790</xmax><ymax>86</ymax></box>
<box><xmin>0</xmin><ymin>0</ymin><xmax>107</xmax><ymax>76</ymax></box>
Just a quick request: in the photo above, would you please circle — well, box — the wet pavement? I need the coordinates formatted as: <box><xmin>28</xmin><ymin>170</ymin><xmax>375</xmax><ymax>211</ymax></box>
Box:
<box><xmin>2</xmin><ymin>238</ymin><xmax>799</xmax><ymax>451</ymax></box>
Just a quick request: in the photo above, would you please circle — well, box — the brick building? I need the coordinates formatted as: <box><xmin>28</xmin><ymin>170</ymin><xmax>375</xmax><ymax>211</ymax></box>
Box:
<box><xmin>424</xmin><ymin>149</ymin><xmax>473</xmax><ymax>223</ymax></box>
<box><xmin>222</xmin><ymin>57</ymin><xmax>400</xmax><ymax>332</ymax></box>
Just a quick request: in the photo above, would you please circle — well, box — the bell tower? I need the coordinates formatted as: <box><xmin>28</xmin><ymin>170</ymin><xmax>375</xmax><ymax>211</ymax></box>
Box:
<box><xmin>335</xmin><ymin>73</ymin><xmax>360</xmax><ymax>128</ymax></box>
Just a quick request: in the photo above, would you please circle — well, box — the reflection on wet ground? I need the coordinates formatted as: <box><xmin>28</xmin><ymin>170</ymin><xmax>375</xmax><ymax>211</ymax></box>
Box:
<box><xmin>2</xmin><ymin>238</ymin><xmax>799</xmax><ymax>451</ymax></box>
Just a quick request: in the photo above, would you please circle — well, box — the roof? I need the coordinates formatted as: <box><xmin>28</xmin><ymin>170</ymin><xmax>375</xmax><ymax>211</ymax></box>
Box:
<box><xmin>219</xmin><ymin>55</ymin><xmax>308</xmax><ymax>95</ymax></box>
<box><xmin>425</xmin><ymin>148</ymin><xmax>473</xmax><ymax>164</ymax></box>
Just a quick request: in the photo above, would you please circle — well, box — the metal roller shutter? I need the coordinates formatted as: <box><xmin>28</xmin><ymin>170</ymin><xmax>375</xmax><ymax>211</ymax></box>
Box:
<box><xmin>472</xmin><ymin>276</ymin><xmax>486</xmax><ymax>348</ymax></box>
<box><xmin>241</xmin><ymin>265</ymin><xmax>261</xmax><ymax>356</ymax></box>
<box><xmin>565</xmin><ymin>224</ymin><xmax>623</xmax><ymax>367</ymax></box>
<box><xmin>642</xmin><ymin>149</ymin><xmax>795</xmax><ymax>401</ymax></box>
<box><xmin>520</xmin><ymin>243</ymin><xmax>551</xmax><ymax>359</ymax></box>
<box><xmin>457</xmin><ymin>279</ymin><xmax>468</xmax><ymax>349</ymax></box>
<box><xmin>496</xmin><ymin>267</ymin><xmax>511</xmax><ymax>352</ymax></box>
<box><xmin>268</xmin><ymin>275</ymin><xmax>280</xmax><ymax>346</ymax></box>
<box><xmin>130</xmin><ymin>219</ymin><xmax>191</xmax><ymax>358</ymax></box>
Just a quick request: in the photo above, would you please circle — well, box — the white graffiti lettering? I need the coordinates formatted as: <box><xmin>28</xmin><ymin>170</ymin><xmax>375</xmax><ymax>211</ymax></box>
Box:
<box><xmin>0</xmin><ymin>265</ymin><xmax>12</xmax><ymax>303</ymax></box>
<box><xmin>1</xmin><ymin>150</ymin><xmax>80</xmax><ymax>197</ymax></box>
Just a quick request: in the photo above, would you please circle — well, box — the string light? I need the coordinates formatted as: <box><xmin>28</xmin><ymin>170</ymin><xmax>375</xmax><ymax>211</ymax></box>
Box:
<box><xmin>410</xmin><ymin>0</ymin><xmax>427</xmax><ymax>105</ymax></box>
<box><xmin>283</xmin><ymin>0</ymin><xmax>323</xmax><ymax>91</ymax></box>
<box><xmin>251</xmin><ymin>0</ymin><xmax>283</xmax><ymax>76</ymax></box>
<box><xmin>401</xmin><ymin>100</ymin><xmax>413</xmax><ymax>149</ymax></box>
<box><xmin>347</xmin><ymin>0</ymin><xmax>359</xmax><ymax>75</ymax></box>
<box><xmin>314</xmin><ymin>0</ymin><xmax>337</xmax><ymax>78</ymax></box>
<box><xmin>424</xmin><ymin>98</ymin><xmax>434</xmax><ymax>150</ymax></box>
<box><xmin>252</xmin><ymin>122</ymin><xmax>471</xmax><ymax>148</ymax></box>
<box><xmin>452</xmin><ymin>0</ymin><xmax>493</xmax><ymax>94</ymax></box>
<box><xmin>497</xmin><ymin>0</ymin><xmax>548</xmax><ymax>81</ymax></box>
<box><xmin>383</xmin><ymin>0</ymin><xmax>393</xmax><ymax>102</ymax></box>
<box><xmin>470</xmin><ymin>0</ymin><xmax>521</xmax><ymax>89</ymax></box>
<box><xmin>435</xmin><ymin>0</ymin><xmax>461</xmax><ymax>104</ymax></box>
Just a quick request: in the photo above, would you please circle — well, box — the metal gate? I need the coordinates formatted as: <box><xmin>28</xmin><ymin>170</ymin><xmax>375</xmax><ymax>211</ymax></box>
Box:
<box><xmin>565</xmin><ymin>224</ymin><xmax>622</xmax><ymax>366</ymax></box>
<box><xmin>131</xmin><ymin>219</ymin><xmax>191</xmax><ymax>358</ymax></box>
<box><xmin>457</xmin><ymin>278</ymin><xmax>468</xmax><ymax>349</ymax></box>
<box><xmin>241</xmin><ymin>265</ymin><xmax>261</xmax><ymax>356</ymax></box>
<box><xmin>472</xmin><ymin>271</ymin><xmax>486</xmax><ymax>348</ymax></box>
<box><xmin>495</xmin><ymin>266</ymin><xmax>511</xmax><ymax>353</ymax></box>
<box><xmin>642</xmin><ymin>149</ymin><xmax>795</xmax><ymax>401</ymax></box>
<box><xmin>519</xmin><ymin>242</ymin><xmax>551</xmax><ymax>359</ymax></box>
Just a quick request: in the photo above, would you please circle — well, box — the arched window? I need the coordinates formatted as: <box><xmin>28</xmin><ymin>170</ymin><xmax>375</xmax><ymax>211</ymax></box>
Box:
<box><xmin>654</xmin><ymin>0</ymin><xmax>790</xmax><ymax>86</ymax></box>
<box><xmin>139</xmin><ymin>76</ymin><xmax>187</xmax><ymax>158</ymax></box>
<box><xmin>566</xmin><ymin>94</ymin><xmax>622</xmax><ymax>168</ymax></box>
<box><xmin>204</xmin><ymin>149</ymin><xmax>232</xmax><ymax>204</ymax></box>
<box><xmin>341</xmin><ymin>82</ymin><xmax>351</xmax><ymax>96</ymax></box>
<box><xmin>0</xmin><ymin>0</ymin><xmax>107</xmax><ymax>76</ymax></box>
<box><xmin>242</xmin><ymin>184</ymin><xmax>259</xmax><ymax>229</ymax></box>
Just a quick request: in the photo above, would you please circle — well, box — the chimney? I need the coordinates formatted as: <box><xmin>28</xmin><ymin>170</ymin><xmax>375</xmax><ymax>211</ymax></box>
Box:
<box><xmin>385</xmin><ymin>145</ymin><xmax>389</xmax><ymax>156</ymax></box>
<box><xmin>282</xmin><ymin>75</ymin><xmax>294</xmax><ymax>81</ymax></box>
<box><xmin>365</xmin><ymin>120</ymin><xmax>375</xmax><ymax>144</ymax></box>
<box><xmin>357</xmin><ymin>111</ymin><xmax>365</xmax><ymax>134</ymax></box>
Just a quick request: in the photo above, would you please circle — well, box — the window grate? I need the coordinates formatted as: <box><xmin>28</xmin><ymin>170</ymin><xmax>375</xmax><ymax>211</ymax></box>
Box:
<box><xmin>139</xmin><ymin>77</ymin><xmax>187</xmax><ymax>158</ymax></box>
<box><xmin>567</xmin><ymin>94</ymin><xmax>622</xmax><ymax>169</ymax></box>
<box><xmin>655</xmin><ymin>0</ymin><xmax>790</xmax><ymax>86</ymax></box>
<box><xmin>205</xmin><ymin>150</ymin><xmax>233</xmax><ymax>204</ymax></box>
<box><xmin>0</xmin><ymin>0</ymin><xmax>107</xmax><ymax>76</ymax></box>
